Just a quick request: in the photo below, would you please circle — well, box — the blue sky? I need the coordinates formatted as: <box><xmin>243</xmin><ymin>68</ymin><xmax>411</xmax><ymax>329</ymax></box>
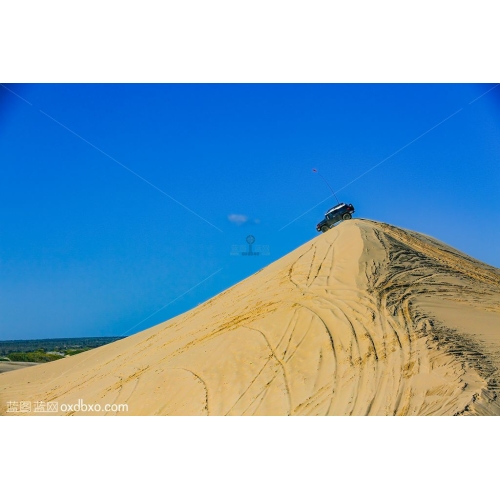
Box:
<box><xmin>1</xmin><ymin>83</ymin><xmax>499</xmax><ymax>340</ymax></box>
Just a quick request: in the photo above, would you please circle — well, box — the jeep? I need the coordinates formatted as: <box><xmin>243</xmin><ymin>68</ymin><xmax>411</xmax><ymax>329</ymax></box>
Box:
<box><xmin>316</xmin><ymin>203</ymin><xmax>355</xmax><ymax>232</ymax></box>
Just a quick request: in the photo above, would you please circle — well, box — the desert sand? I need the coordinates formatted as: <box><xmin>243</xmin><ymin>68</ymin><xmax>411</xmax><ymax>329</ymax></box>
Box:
<box><xmin>1</xmin><ymin>219</ymin><xmax>499</xmax><ymax>416</ymax></box>
<box><xmin>0</xmin><ymin>362</ymin><xmax>40</xmax><ymax>374</ymax></box>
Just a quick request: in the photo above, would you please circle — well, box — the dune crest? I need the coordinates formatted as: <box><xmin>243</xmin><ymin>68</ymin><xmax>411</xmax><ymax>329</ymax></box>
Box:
<box><xmin>2</xmin><ymin>219</ymin><xmax>500</xmax><ymax>416</ymax></box>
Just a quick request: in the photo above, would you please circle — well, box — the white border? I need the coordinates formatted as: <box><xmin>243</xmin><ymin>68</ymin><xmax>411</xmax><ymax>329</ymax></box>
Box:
<box><xmin>2</xmin><ymin>417</ymin><xmax>499</xmax><ymax>496</ymax></box>
<box><xmin>2</xmin><ymin>1</ymin><xmax>500</xmax><ymax>82</ymax></box>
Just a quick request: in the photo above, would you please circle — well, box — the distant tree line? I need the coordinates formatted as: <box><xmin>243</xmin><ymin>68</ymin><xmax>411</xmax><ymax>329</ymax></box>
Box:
<box><xmin>6</xmin><ymin>350</ymin><xmax>66</xmax><ymax>362</ymax></box>
<box><xmin>0</xmin><ymin>337</ymin><xmax>125</xmax><ymax>356</ymax></box>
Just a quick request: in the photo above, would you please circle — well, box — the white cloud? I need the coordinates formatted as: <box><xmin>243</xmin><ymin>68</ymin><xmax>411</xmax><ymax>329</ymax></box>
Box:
<box><xmin>228</xmin><ymin>214</ymin><xmax>249</xmax><ymax>225</ymax></box>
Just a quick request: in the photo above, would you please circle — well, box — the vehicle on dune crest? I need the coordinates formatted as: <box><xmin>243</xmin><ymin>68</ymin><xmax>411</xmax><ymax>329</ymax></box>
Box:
<box><xmin>316</xmin><ymin>202</ymin><xmax>355</xmax><ymax>232</ymax></box>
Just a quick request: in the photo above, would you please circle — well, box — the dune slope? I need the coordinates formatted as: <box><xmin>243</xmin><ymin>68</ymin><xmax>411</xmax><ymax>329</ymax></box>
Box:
<box><xmin>2</xmin><ymin>219</ymin><xmax>500</xmax><ymax>416</ymax></box>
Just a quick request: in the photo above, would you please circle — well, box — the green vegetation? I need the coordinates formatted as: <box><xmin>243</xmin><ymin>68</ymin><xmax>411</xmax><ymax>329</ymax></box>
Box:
<box><xmin>6</xmin><ymin>350</ymin><xmax>65</xmax><ymax>362</ymax></box>
<box><xmin>4</xmin><ymin>347</ymin><xmax>93</xmax><ymax>362</ymax></box>
<box><xmin>64</xmin><ymin>348</ymin><xmax>91</xmax><ymax>356</ymax></box>
<box><xmin>0</xmin><ymin>336</ymin><xmax>125</xmax><ymax>356</ymax></box>
<box><xmin>0</xmin><ymin>337</ymin><xmax>126</xmax><ymax>364</ymax></box>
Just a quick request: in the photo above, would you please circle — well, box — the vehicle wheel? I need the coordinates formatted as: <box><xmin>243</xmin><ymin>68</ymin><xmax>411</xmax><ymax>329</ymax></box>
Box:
<box><xmin>342</xmin><ymin>213</ymin><xmax>352</xmax><ymax>220</ymax></box>
<box><xmin>321</xmin><ymin>226</ymin><xmax>329</xmax><ymax>233</ymax></box>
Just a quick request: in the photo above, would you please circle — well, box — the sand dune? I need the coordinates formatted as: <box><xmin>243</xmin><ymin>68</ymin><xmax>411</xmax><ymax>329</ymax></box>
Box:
<box><xmin>0</xmin><ymin>362</ymin><xmax>40</xmax><ymax>374</ymax></box>
<box><xmin>1</xmin><ymin>219</ymin><xmax>500</xmax><ymax>416</ymax></box>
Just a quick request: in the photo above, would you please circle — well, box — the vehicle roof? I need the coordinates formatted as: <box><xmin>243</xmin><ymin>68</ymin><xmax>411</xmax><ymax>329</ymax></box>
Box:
<box><xmin>326</xmin><ymin>203</ymin><xmax>346</xmax><ymax>214</ymax></box>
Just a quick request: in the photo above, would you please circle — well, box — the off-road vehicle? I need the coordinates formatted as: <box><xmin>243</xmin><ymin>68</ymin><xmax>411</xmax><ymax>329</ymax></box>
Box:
<box><xmin>316</xmin><ymin>203</ymin><xmax>355</xmax><ymax>232</ymax></box>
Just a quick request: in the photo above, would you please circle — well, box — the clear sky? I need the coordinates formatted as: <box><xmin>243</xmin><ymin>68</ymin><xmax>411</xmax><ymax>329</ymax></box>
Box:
<box><xmin>1</xmin><ymin>83</ymin><xmax>499</xmax><ymax>340</ymax></box>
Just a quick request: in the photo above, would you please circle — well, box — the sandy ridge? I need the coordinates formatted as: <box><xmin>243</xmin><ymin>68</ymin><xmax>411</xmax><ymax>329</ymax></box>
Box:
<box><xmin>1</xmin><ymin>219</ymin><xmax>499</xmax><ymax>415</ymax></box>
